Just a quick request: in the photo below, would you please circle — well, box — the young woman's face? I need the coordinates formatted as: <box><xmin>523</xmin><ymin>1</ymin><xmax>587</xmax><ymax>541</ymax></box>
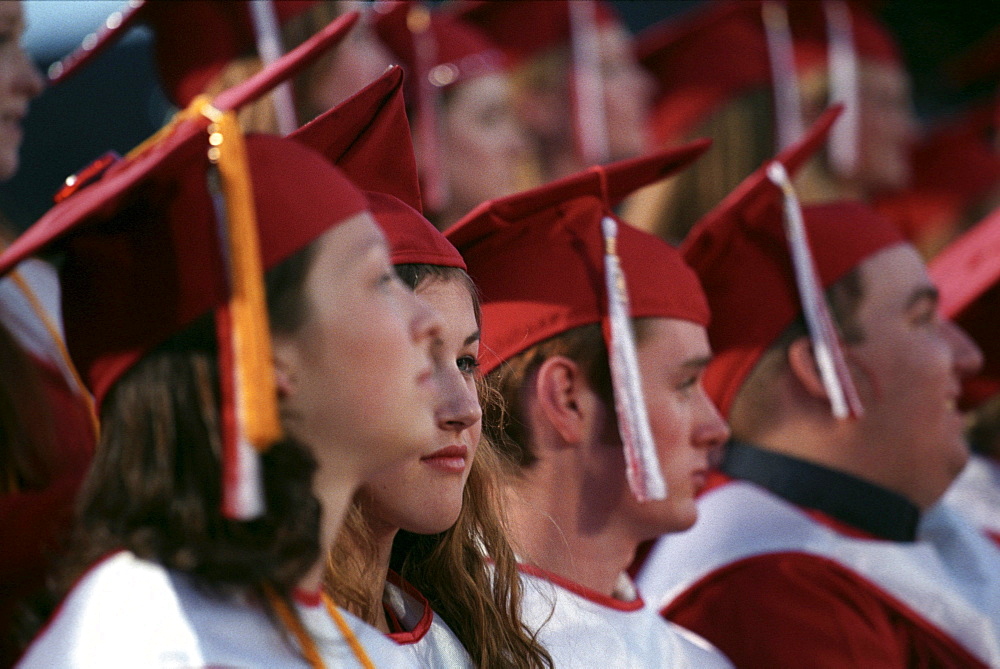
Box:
<box><xmin>0</xmin><ymin>1</ymin><xmax>43</xmax><ymax>181</ymax></box>
<box><xmin>358</xmin><ymin>276</ymin><xmax>482</xmax><ymax>536</ymax></box>
<box><xmin>273</xmin><ymin>213</ymin><xmax>442</xmax><ymax>483</ymax></box>
<box><xmin>441</xmin><ymin>73</ymin><xmax>528</xmax><ymax>219</ymax></box>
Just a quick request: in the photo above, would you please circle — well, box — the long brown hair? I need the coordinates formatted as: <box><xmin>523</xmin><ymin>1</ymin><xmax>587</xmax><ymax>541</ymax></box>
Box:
<box><xmin>325</xmin><ymin>264</ymin><xmax>552</xmax><ymax>668</ymax></box>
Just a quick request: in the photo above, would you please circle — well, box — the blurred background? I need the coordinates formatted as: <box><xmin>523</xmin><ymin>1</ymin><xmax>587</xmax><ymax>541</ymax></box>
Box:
<box><xmin>1</xmin><ymin>0</ymin><xmax>996</xmax><ymax>231</ymax></box>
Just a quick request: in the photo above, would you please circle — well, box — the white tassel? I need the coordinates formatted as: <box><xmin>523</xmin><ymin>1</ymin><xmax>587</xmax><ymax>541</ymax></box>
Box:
<box><xmin>824</xmin><ymin>0</ymin><xmax>860</xmax><ymax>178</ymax></box>
<box><xmin>570</xmin><ymin>0</ymin><xmax>611</xmax><ymax>166</ymax></box>
<box><xmin>249</xmin><ymin>0</ymin><xmax>299</xmax><ymax>136</ymax></box>
<box><xmin>762</xmin><ymin>1</ymin><xmax>805</xmax><ymax>150</ymax></box>
<box><xmin>766</xmin><ymin>162</ymin><xmax>863</xmax><ymax>419</ymax></box>
<box><xmin>602</xmin><ymin>216</ymin><xmax>667</xmax><ymax>502</ymax></box>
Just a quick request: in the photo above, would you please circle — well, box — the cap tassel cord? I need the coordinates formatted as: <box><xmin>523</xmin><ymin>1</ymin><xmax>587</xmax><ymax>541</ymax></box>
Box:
<box><xmin>823</xmin><ymin>0</ymin><xmax>860</xmax><ymax>178</ymax></box>
<box><xmin>762</xmin><ymin>1</ymin><xmax>805</xmax><ymax>150</ymax></box>
<box><xmin>409</xmin><ymin>4</ymin><xmax>449</xmax><ymax>213</ymax></box>
<box><xmin>766</xmin><ymin>162</ymin><xmax>863</xmax><ymax>419</ymax></box>
<box><xmin>197</xmin><ymin>96</ymin><xmax>282</xmax><ymax>519</ymax></box>
<box><xmin>249</xmin><ymin>0</ymin><xmax>299</xmax><ymax>136</ymax></box>
<box><xmin>570</xmin><ymin>0</ymin><xmax>611</xmax><ymax>166</ymax></box>
<box><xmin>601</xmin><ymin>216</ymin><xmax>667</xmax><ymax>502</ymax></box>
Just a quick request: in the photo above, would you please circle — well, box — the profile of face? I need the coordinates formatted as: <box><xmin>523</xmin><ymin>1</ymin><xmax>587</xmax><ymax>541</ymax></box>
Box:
<box><xmin>597</xmin><ymin>23</ymin><xmax>654</xmax><ymax>162</ymax></box>
<box><xmin>0</xmin><ymin>0</ymin><xmax>43</xmax><ymax>181</ymax></box>
<box><xmin>855</xmin><ymin>61</ymin><xmax>918</xmax><ymax>193</ymax></box>
<box><xmin>846</xmin><ymin>243</ymin><xmax>983</xmax><ymax>508</ymax></box>
<box><xmin>440</xmin><ymin>73</ymin><xmax>528</xmax><ymax>221</ymax></box>
<box><xmin>618</xmin><ymin>318</ymin><xmax>729</xmax><ymax>536</ymax></box>
<box><xmin>359</xmin><ymin>275</ymin><xmax>482</xmax><ymax>536</ymax></box>
<box><xmin>273</xmin><ymin>213</ymin><xmax>443</xmax><ymax>483</ymax></box>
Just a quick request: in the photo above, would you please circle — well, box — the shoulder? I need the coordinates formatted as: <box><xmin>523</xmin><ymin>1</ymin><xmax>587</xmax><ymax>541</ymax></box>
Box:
<box><xmin>18</xmin><ymin>552</ymin><xmax>201</xmax><ymax>668</ymax></box>
<box><xmin>664</xmin><ymin>552</ymin><xmax>914</xmax><ymax>669</ymax></box>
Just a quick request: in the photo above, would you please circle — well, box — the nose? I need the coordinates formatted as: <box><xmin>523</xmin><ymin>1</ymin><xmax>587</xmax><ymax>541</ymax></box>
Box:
<box><xmin>14</xmin><ymin>45</ymin><xmax>44</xmax><ymax>100</ymax></box>
<box><xmin>694</xmin><ymin>388</ymin><xmax>730</xmax><ymax>451</ymax></box>
<box><xmin>434</xmin><ymin>362</ymin><xmax>482</xmax><ymax>432</ymax></box>
<box><xmin>944</xmin><ymin>320</ymin><xmax>983</xmax><ymax>379</ymax></box>
<box><xmin>410</xmin><ymin>287</ymin><xmax>443</xmax><ymax>351</ymax></box>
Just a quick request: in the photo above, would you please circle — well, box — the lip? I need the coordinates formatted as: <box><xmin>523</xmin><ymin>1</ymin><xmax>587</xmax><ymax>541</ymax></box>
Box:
<box><xmin>420</xmin><ymin>444</ymin><xmax>468</xmax><ymax>474</ymax></box>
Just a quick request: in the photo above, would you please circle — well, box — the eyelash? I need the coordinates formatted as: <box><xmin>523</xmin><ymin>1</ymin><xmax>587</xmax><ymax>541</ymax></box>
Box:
<box><xmin>457</xmin><ymin>355</ymin><xmax>480</xmax><ymax>375</ymax></box>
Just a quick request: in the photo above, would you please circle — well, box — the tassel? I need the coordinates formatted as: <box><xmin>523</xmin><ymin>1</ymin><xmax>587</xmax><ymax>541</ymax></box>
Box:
<box><xmin>762</xmin><ymin>1</ymin><xmax>805</xmax><ymax>150</ymax></box>
<box><xmin>823</xmin><ymin>0</ymin><xmax>860</xmax><ymax>178</ymax></box>
<box><xmin>569</xmin><ymin>0</ymin><xmax>610</xmax><ymax>166</ymax></box>
<box><xmin>198</xmin><ymin>98</ymin><xmax>282</xmax><ymax>519</ymax></box>
<box><xmin>766</xmin><ymin>162</ymin><xmax>863</xmax><ymax>419</ymax></box>
<box><xmin>602</xmin><ymin>216</ymin><xmax>667</xmax><ymax>502</ymax></box>
<box><xmin>248</xmin><ymin>0</ymin><xmax>299</xmax><ymax>136</ymax></box>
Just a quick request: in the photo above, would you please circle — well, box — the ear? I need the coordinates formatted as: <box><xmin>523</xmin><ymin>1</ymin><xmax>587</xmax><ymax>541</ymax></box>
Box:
<box><xmin>786</xmin><ymin>336</ymin><xmax>830</xmax><ymax>401</ymax></box>
<box><xmin>271</xmin><ymin>336</ymin><xmax>297</xmax><ymax>399</ymax></box>
<box><xmin>533</xmin><ymin>355</ymin><xmax>590</xmax><ymax>445</ymax></box>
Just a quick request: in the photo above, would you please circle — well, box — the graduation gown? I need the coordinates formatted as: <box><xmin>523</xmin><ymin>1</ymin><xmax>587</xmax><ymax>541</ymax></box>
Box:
<box><xmin>517</xmin><ymin>563</ymin><xmax>733</xmax><ymax>668</ymax></box>
<box><xmin>17</xmin><ymin>551</ymin><xmax>418</xmax><ymax>668</ymax></box>
<box><xmin>942</xmin><ymin>454</ymin><xmax>1000</xmax><ymax>545</ymax></box>
<box><xmin>636</xmin><ymin>442</ymin><xmax>1000</xmax><ymax>669</ymax></box>
<box><xmin>383</xmin><ymin>572</ymin><xmax>473</xmax><ymax>667</ymax></box>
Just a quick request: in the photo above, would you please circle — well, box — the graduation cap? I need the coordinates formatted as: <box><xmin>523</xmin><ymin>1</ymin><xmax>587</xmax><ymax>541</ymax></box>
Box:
<box><xmin>448</xmin><ymin>139</ymin><xmax>711</xmax><ymax>502</ymax></box>
<box><xmin>638</xmin><ymin>0</ymin><xmax>900</xmax><ymax>176</ymax></box>
<box><xmin>49</xmin><ymin>0</ymin><xmax>320</xmax><ymax>127</ymax></box>
<box><xmin>456</xmin><ymin>0</ymin><xmax>623</xmax><ymax>167</ymax></box>
<box><xmin>290</xmin><ymin>64</ymin><xmax>465</xmax><ymax>270</ymax></box>
<box><xmin>0</xmin><ymin>11</ymin><xmax>365</xmax><ymax>520</ymax></box>
<box><xmin>929</xmin><ymin>205</ymin><xmax>1000</xmax><ymax>408</ymax></box>
<box><xmin>683</xmin><ymin>105</ymin><xmax>904</xmax><ymax>419</ymax></box>
<box><xmin>369</xmin><ymin>1</ymin><xmax>506</xmax><ymax>213</ymax></box>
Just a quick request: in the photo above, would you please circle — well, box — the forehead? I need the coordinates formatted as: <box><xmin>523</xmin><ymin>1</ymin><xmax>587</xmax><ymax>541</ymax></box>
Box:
<box><xmin>637</xmin><ymin>317</ymin><xmax>712</xmax><ymax>362</ymax></box>
<box><xmin>414</xmin><ymin>276</ymin><xmax>476</xmax><ymax>328</ymax></box>
<box><xmin>855</xmin><ymin>243</ymin><xmax>932</xmax><ymax>315</ymax></box>
<box><xmin>0</xmin><ymin>2</ymin><xmax>23</xmax><ymax>26</ymax></box>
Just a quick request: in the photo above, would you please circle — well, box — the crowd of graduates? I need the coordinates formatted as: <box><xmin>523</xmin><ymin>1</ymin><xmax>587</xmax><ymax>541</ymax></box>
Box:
<box><xmin>1</xmin><ymin>0</ymin><xmax>999</xmax><ymax>667</ymax></box>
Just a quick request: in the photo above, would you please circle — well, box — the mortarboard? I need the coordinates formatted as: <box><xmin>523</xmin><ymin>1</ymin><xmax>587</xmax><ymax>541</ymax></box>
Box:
<box><xmin>448</xmin><ymin>139</ymin><xmax>711</xmax><ymax>502</ymax></box>
<box><xmin>49</xmin><ymin>0</ymin><xmax>319</xmax><ymax>110</ymax></box>
<box><xmin>683</xmin><ymin>106</ymin><xmax>904</xmax><ymax>419</ymax></box>
<box><xmin>290</xmin><ymin>64</ymin><xmax>465</xmax><ymax>270</ymax></box>
<box><xmin>0</xmin><ymin>11</ymin><xmax>365</xmax><ymax>519</ymax></box>
<box><xmin>928</xmin><ymin>205</ymin><xmax>1000</xmax><ymax>408</ymax></box>
<box><xmin>370</xmin><ymin>0</ymin><xmax>506</xmax><ymax>212</ymax></box>
<box><xmin>638</xmin><ymin>0</ymin><xmax>900</xmax><ymax>175</ymax></box>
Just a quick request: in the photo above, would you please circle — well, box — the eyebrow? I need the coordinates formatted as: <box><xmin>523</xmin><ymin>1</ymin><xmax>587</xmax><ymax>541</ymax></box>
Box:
<box><xmin>465</xmin><ymin>329</ymin><xmax>481</xmax><ymax>347</ymax></box>
<box><xmin>905</xmin><ymin>286</ymin><xmax>939</xmax><ymax>310</ymax></box>
<box><xmin>680</xmin><ymin>355</ymin><xmax>713</xmax><ymax>371</ymax></box>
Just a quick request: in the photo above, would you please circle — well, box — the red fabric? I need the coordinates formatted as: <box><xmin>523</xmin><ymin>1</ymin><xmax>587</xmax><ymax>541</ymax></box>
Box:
<box><xmin>663</xmin><ymin>552</ymin><xmax>989</xmax><ymax>669</ymax></box>
<box><xmin>51</xmin><ymin>1</ymin><xmax>321</xmax><ymax>106</ymax></box>
<box><xmin>447</xmin><ymin>141</ymin><xmax>711</xmax><ymax>375</ymax></box>
<box><xmin>454</xmin><ymin>0</ymin><xmax>619</xmax><ymax>65</ymax></box>
<box><xmin>638</xmin><ymin>0</ymin><xmax>900</xmax><ymax>144</ymax></box>
<box><xmin>289</xmin><ymin>66</ymin><xmax>464</xmax><ymax>270</ymax></box>
<box><xmin>681</xmin><ymin>109</ymin><xmax>904</xmax><ymax>417</ymax></box>
<box><xmin>384</xmin><ymin>571</ymin><xmax>435</xmax><ymax>644</ymax></box>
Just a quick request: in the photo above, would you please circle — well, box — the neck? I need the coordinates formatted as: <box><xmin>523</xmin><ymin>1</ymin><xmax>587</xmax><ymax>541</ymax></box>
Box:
<box><xmin>296</xmin><ymin>465</ymin><xmax>359</xmax><ymax>595</ymax></box>
<box><xmin>504</xmin><ymin>476</ymin><xmax>636</xmax><ymax>598</ymax></box>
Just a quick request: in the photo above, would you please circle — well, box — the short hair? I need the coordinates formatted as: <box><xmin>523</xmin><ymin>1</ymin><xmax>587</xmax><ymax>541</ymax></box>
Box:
<box><xmin>729</xmin><ymin>266</ymin><xmax>866</xmax><ymax>437</ymax></box>
<box><xmin>486</xmin><ymin>320</ymin><xmax>651</xmax><ymax>469</ymax></box>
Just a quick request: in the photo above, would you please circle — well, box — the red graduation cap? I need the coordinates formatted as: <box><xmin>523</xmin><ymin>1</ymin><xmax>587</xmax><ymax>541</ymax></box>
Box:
<box><xmin>0</xmin><ymin>12</ymin><xmax>365</xmax><ymax>520</ymax></box>
<box><xmin>929</xmin><ymin>205</ymin><xmax>1000</xmax><ymax>408</ymax></box>
<box><xmin>369</xmin><ymin>1</ymin><xmax>506</xmax><ymax>213</ymax></box>
<box><xmin>448</xmin><ymin>139</ymin><xmax>711</xmax><ymax>502</ymax></box>
<box><xmin>49</xmin><ymin>0</ymin><xmax>319</xmax><ymax>108</ymax></box>
<box><xmin>638</xmin><ymin>0</ymin><xmax>900</xmax><ymax>172</ymax></box>
<box><xmin>290</xmin><ymin>65</ymin><xmax>465</xmax><ymax>270</ymax></box>
<box><xmin>683</xmin><ymin>106</ymin><xmax>904</xmax><ymax>419</ymax></box>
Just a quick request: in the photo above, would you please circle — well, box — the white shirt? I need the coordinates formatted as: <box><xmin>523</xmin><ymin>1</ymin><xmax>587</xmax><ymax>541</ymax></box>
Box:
<box><xmin>383</xmin><ymin>574</ymin><xmax>473</xmax><ymax>667</ymax></box>
<box><xmin>18</xmin><ymin>551</ymin><xmax>419</xmax><ymax>668</ymax></box>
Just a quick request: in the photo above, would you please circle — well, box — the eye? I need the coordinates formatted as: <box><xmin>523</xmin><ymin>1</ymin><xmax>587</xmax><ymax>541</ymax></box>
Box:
<box><xmin>677</xmin><ymin>375</ymin><xmax>699</xmax><ymax>392</ymax></box>
<box><xmin>457</xmin><ymin>355</ymin><xmax>480</xmax><ymax>376</ymax></box>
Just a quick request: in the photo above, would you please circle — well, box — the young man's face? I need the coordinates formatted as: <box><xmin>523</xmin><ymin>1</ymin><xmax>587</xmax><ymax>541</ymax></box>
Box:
<box><xmin>617</xmin><ymin>317</ymin><xmax>729</xmax><ymax>536</ymax></box>
<box><xmin>846</xmin><ymin>243</ymin><xmax>982</xmax><ymax>508</ymax></box>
